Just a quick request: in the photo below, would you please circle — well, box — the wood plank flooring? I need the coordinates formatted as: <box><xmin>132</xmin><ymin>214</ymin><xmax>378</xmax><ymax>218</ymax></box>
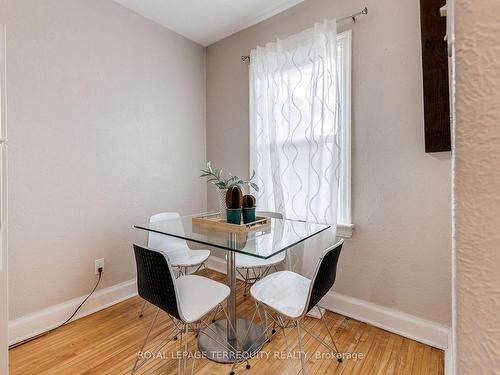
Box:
<box><xmin>9</xmin><ymin>270</ymin><xmax>444</xmax><ymax>374</ymax></box>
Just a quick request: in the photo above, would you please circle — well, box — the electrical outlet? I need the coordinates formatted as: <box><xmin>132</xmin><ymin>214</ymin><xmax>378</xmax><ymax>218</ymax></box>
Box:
<box><xmin>95</xmin><ymin>258</ymin><xmax>104</xmax><ymax>274</ymax></box>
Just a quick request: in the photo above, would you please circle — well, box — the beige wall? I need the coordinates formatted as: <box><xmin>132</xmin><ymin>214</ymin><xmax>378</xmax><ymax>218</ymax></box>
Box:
<box><xmin>1</xmin><ymin>0</ymin><xmax>206</xmax><ymax>319</ymax></box>
<box><xmin>0</xmin><ymin>19</ymin><xmax>6</xmax><ymax>375</ymax></box>
<box><xmin>455</xmin><ymin>0</ymin><xmax>500</xmax><ymax>372</ymax></box>
<box><xmin>206</xmin><ymin>0</ymin><xmax>452</xmax><ymax>325</ymax></box>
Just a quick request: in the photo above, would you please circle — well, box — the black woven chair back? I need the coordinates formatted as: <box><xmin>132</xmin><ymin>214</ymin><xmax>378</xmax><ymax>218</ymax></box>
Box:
<box><xmin>133</xmin><ymin>244</ymin><xmax>181</xmax><ymax>320</ymax></box>
<box><xmin>306</xmin><ymin>240</ymin><xmax>343</xmax><ymax>313</ymax></box>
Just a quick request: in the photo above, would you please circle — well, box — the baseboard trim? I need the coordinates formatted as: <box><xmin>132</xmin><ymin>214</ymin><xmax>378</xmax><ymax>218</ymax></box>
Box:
<box><xmin>206</xmin><ymin>255</ymin><xmax>450</xmax><ymax>350</ymax></box>
<box><xmin>8</xmin><ymin>278</ymin><xmax>137</xmax><ymax>346</ymax></box>
<box><xmin>206</xmin><ymin>255</ymin><xmax>234</xmax><ymax>276</ymax></box>
<box><xmin>320</xmin><ymin>291</ymin><xmax>449</xmax><ymax>350</ymax></box>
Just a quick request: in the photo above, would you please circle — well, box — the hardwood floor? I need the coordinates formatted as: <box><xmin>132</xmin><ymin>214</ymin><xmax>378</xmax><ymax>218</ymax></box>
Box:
<box><xmin>9</xmin><ymin>270</ymin><xmax>444</xmax><ymax>374</ymax></box>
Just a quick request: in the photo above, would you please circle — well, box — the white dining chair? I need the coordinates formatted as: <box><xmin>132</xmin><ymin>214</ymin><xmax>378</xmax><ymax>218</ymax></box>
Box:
<box><xmin>226</xmin><ymin>211</ymin><xmax>287</xmax><ymax>297</ymax></box>
<box><xmin>138</xmin><ymin>212</ymin><xmax>211</xmax><ymax>318</ymax></box>
<box><xmin>250</xmin><ymin>239</ymin><xmax>344</xmax><ymax>375</ymax></box>
<box><xmin>148</xmin><ymin>212</ymin><xmax>211</xmax><ymax>275</ymax></box>
<box><xmin>131</xmin><ymin>244</ymin><xmax>231</xmax><ymax>375</ymax></box>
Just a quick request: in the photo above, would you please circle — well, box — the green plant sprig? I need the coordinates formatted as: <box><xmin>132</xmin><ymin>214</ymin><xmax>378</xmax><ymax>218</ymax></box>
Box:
<box><xmin>200</xmin><ymin>161</ymin><xmax>259</xmax><ymax>192</ymax></box>
<box><xmin>246</xmin><ymin>169</ymin><xmax>259</xmax><ymax>193</ymax></box>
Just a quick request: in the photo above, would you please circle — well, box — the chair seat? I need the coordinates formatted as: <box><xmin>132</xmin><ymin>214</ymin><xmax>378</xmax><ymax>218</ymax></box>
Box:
<box><xmin>176</xmin><ymin>275</ymin><xmax>230</xmax><ymax>323</ymax></box>
<box><xmin>227</xmin><ymin>252</ymin><xmax>286</xmax><ymax>269</ymax></box>
<box><xmin>251</xmin><ymin>270</ymin><xmax>311</xmax><ymax>319</ymax></box>
<box><xmin>163</xmin><ymin>248</ymin><xmax>210</xmax><ymax>267</ymax></box>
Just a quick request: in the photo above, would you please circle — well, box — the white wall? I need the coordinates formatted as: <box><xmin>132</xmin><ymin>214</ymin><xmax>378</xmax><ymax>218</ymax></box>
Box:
<box><xmin>455</xmin><ymin>0</ymin><xmax>500</xmax><ymax>371</ymax></box>
<box><xmin>206</xmin><ymin>0</ymin><xmax>452</xmax><ymax>326</ymax></box>
<box><xmin>1</xmin><ymin>0</ymin><xmax>206</xmax><ymax>320</ymax></box>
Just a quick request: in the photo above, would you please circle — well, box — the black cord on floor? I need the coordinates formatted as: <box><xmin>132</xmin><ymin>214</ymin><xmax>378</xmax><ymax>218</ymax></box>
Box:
<box><xmin>9</xmin><ymin>269</ymin><xmax>103</xmax><ymax>349</ymax></box>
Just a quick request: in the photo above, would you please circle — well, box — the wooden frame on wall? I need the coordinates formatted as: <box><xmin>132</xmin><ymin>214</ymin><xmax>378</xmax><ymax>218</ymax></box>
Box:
<box><xmin>419</xmin><ymin>0</ymin><xmax>451</xmax><ymax>152</ymax></box>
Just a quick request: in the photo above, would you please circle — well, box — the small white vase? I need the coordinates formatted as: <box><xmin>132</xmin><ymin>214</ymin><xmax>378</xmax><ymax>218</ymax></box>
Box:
<box><xmin>217</xmin><ymin>189</ymin><xmax>228</xmax><ymax>220</ymax></box>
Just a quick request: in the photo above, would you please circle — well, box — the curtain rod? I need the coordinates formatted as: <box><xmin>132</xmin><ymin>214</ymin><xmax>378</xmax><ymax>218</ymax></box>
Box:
<box><xmin>241</xmin><ymin>6</ymin><xmax>368</xmax><ymax>63</ymax></box>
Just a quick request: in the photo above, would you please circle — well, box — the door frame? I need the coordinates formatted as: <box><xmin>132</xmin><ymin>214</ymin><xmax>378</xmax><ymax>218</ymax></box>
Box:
<box><xmin>0</xmin><ymin>23</ymin><xmax>9</xmax><ymax>375</ymax></box>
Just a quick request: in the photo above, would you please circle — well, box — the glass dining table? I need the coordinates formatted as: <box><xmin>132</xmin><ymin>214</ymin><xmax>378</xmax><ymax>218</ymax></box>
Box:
<box><xmin>134</xmin><ymin>212</ymin><xmax>330</xmax><ymax>363</ymax></box>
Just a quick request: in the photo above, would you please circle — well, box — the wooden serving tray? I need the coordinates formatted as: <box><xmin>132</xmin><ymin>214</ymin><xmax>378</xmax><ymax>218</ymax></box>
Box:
<box><xmin>192</xmin><ymin>214</ymin><xmax>271</xmax><ymax>233</ymax></box>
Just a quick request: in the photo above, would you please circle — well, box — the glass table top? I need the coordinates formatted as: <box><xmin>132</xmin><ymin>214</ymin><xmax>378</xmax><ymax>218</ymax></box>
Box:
<box><xmin>134</xmin><ymin>212</ymin><xmax>330</xmax><ymax>259</ymax></box>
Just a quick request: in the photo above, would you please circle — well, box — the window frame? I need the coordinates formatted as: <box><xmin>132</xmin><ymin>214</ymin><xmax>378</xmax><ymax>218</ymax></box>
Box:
<box><xmin>249</xmin><ymin>29</ymin><xmax>353</xmax><ymax>237</ymax></box>
<box><xmin>336</xmin><ymin>30</ymin><xmax>353</xmax><ymax>237</ymax></box>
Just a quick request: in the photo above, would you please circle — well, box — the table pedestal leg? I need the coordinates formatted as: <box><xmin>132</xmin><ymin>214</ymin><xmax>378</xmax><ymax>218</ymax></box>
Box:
<box><xmin>227</xmin><ymin>247</ymin><xmax>237</xmax><ymax>346</ymax></box>
<box><xmin>198</xmin><ymin>240</ymin><xmax>265</xmax><ymax>364</ymax></box>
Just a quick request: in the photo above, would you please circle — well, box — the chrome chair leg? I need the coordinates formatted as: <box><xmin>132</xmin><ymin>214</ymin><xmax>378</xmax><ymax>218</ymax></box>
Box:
<box><xmin>190</xmin><ymin>262</ymin><xmax>208</xmax><ymax>276</ymax></box>
<box><xmin>138</xmin><ymin>300</ymin><xmax>147</xmax><ymax>318</ymax></box>
<box><xmin>261</xmin><ymin>266</ymin><xmax>272</xmax><ymax>278</ymax></box>
<box><xmin>201</xmin><ymin>262</ymin><xmax>209</xmax><ymax>276</ymax></box>
<box><xmin>239</xmin><ymin>303</ymin><xmax>288</xmax><ymax>373</ymax></box>
<box><xmin>264</xmin><ymin>309</ymin><xmax>270</xmax><ymax>341</ymax></box>
<box><xmin>229</xmin><ymin>303</ymin><xmax>259</xmax><ymax>374</ymax></box>
<box><xmin>320</xmin><ymin>310</ymin><xmax>341</xmax><ymax>355</ymax></box>
<box><xmin>239</xmin><ymin>263</ymin><xmax>285</xmax><ymax>299</ymax></box>
<box><xmin>182</xmin><ymin>323</ymin><xmax>189</xmax><ymax>375</ymax></box>
<box><xmin>177</xmin><ymin>325</ymin><xmax>185</xmax><ymax>375</ymax></box>
<box><xmin>279</xmin><ymin>317</ymin><xmax>292</xmax><ymax>356</ymax></box>
<box><xmin>195</xmin><ymin>321</ymin><xmax>200</xmax><ymax>337</ymax></box>
<box><xmin>300</xmin><ymin>322</ymin><xmax>342</xmax><ymax>364</ymax></box>
<box><xmin>296</xmin><ymin>321</ymin><xmax>307</xmax><ymax>375</ymax></box>
<box><xmin>132</xmin><ymin>308</ymin><xmax>159</xmax><ymax>374</ymax></box>
<box><xmin>243</xmin><ymin>269</ymin><xmax>250</xmax><ymax>296</ymax></box>
<box><xmin>210</xmin><ymin>304</ymin><xmax>220</xmax><ymax>323</ymax></box>
<box><xmin>230</xmin><ymin>358</ymin><xmax>251</xmax><ymax>374</ymax></box>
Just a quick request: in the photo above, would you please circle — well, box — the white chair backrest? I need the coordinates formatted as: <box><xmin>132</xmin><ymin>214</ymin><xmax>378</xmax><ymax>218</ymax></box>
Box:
<box><xmin>257</xmin><ymin>211</ymin><xmax>284</xmax><ymax>219</ymax></box>
<box><xmin>257</xmin><ymin>211</ymin><xmax>287</xmax><ymax>262</ymax></box>
<box><xmin>148</xmin><ymin>212</ymin><xmax>188</xmax><ymax>255</ymax></box>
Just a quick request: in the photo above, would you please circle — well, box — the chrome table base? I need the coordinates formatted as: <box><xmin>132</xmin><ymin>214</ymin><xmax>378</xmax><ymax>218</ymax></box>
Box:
<box><xmin>198</xmin><ymin>238</ymin><xmax>265</xmax><ymax>364</ymax></box>
<box><xmin>197</xmin><ymin>318</ymin><xmax>265</xmax><ymax>364</ymax></box>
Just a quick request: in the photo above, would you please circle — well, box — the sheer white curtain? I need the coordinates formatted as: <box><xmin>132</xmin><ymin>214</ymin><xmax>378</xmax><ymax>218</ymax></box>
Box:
<box><xmin>249</xmin><ymin>20</ymin><xmax>342</xmax><ymax>275</ymax></box>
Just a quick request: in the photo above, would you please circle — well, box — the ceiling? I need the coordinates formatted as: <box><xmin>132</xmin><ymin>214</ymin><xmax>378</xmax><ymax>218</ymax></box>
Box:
<box><xmin>113</xmin><ymin>0</ymin><xmax>305</xmax><ymax>46</ymax></box>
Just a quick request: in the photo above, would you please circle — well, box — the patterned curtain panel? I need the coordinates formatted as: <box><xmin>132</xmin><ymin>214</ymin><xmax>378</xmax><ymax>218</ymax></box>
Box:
<box><xmin>249</xmin><ymin>19</ymin><xmax>342</xmax><ymax>227</ymax></box>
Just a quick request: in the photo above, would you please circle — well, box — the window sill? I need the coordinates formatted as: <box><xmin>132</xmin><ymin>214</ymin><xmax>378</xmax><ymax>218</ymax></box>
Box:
<box><xmin>337</xmin><ymin>223</ymin><xmax>354</xmax><ymax>238</ymax></box>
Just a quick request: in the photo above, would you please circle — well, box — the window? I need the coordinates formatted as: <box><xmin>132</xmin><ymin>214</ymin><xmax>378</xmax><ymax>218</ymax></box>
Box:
<box><xmin>250</xmin><ymin>26</ymin><xmax>352</xmax><ymax>237</ymax></box>
<box><xmin>336</xmin><ymin>30</ymin><xmax>353</xmax><ymax>234</ymax></box>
